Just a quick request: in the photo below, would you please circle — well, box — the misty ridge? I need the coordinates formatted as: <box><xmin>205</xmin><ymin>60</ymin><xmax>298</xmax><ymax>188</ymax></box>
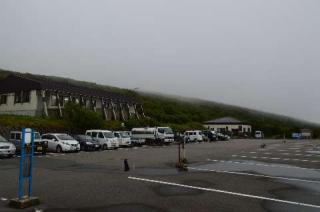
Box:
<box><xmin>1</xmin><ymin>68</ymin><xmax>319</xmax><ymax>138</ymax></box>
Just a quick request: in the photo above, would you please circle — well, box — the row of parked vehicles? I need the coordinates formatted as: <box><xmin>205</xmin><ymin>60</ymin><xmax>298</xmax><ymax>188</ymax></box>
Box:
<box><xmin>182</xmin><ymin>130</ymin><xmax>230</xmax><ymax>142</ymax></box>
<box><xmin>0</xmin><ymin>127</ymin><xmax>175</xmax><ymax>158</ymax></box>
<box><xmin>0</xmin><ymin>127</ymin><xmax>230</xmax><ymax>158</ymax></box>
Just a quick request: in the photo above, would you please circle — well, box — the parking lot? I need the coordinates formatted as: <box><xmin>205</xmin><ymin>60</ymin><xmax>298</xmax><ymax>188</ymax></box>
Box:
<box><xmin>1</xmin><ymin>139</ymin><xmax>320</xmax><ymax>212</ymax></box>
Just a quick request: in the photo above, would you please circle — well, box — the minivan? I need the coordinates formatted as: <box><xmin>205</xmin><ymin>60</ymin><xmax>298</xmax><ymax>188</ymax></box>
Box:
<box><xmin>85</xmin><ymin>130</ymin><xmax>119</xmax><ymax>150</ymax></box>
<box><xmin>10</xmin><ymin>131</ymin><xmax>48</xmax><ymax>154</ymax></box>
<box><xmin>184</xmin><ymin>130</ymin><xmax>203</xmax><ymax>142</ymax></box>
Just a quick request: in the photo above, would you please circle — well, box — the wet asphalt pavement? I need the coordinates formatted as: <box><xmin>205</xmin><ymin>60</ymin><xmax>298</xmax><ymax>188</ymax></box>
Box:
<box><xmin>0</xmin><ymin>139</ymin><xmax>320</xmax><ymax>212</ymax></box>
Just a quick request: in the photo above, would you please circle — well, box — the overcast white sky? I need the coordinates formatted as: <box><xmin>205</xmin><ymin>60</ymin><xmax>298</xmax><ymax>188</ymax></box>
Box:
<box><xmin>0</xmin><ymin>0</ymin><xmax>319</xmax><ymax>123</ymax></box>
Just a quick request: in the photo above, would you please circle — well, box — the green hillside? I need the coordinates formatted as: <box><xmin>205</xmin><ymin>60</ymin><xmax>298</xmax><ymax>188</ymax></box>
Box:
<box><xmin>0</xmin><ymin>68</ymin><xmax>319</xmax><ymax>138</ymax></box>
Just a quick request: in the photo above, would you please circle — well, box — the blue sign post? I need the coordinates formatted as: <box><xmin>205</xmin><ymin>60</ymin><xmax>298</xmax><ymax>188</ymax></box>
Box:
<box><xmin>9</xmin><ymin>128</ymin><xmax>40</xmax><ymax>209</ymax></box>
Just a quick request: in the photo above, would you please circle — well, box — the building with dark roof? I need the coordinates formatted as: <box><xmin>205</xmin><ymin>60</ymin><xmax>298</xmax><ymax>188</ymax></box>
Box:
<box><xmin>0</xmin><ymin>74</ymin><xmax>144</xmax><ymax>120</ymax></box>
<box><xmin>203</xmin><ymin>117</ymin><xmax>252</xmax><ymax>135</ymax></box>
<box><xmin>300</xmin><ymin>129</ymin><xmax>313</xmax><ymax>139</ymax></box>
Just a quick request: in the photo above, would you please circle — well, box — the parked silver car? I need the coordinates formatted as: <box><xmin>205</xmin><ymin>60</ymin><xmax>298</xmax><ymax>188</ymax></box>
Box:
<box><xmin>0</xmin><ymin>134</ymin><xmax>16</xmax><ymax>158</ymax></box>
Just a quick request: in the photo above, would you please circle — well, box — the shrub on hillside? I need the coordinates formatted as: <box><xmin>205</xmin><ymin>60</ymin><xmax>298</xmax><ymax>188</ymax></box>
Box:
<box><xmin>63</xmin><ymin>102</ymin><xmax>104</xmax><ymax>130</ymax></box>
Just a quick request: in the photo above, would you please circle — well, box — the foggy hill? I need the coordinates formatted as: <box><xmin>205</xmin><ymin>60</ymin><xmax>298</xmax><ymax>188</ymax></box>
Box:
<box><xmin>0</xmin><ymin>68</ymin><xmax>319</xmax><ymax>137</ymax></box>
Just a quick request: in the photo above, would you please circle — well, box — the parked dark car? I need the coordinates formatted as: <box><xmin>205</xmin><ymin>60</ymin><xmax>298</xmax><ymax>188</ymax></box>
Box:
<box><xmin>202</xmin><ymin>130</ymin><xmax>217</xmax><ymax>142</ymax></box>
<box><xmin>73</xmin><ymin>135</ymin><xmax>100</xmax><ymax>151</ymax></box>
<box><xmin>217</xmin><ymin>133</ymin><xmax>231</xmax><ymax>141</ymax></box>
<box><xmin>9</xmin><ymin>131</ymin><xmax>48</xmax><ymax>155</ymax></box>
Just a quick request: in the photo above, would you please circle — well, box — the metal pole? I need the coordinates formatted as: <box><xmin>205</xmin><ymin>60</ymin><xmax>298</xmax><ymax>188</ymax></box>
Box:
<box><xmin>178</xmin><ymin>142</ymin><xmax>181</xmax><ymax>163</ymax></box>
<box><xmin>18</xmin><ymin>129</ymin><xmax>25</xmax><ymax>200</ymax></box>
<box><xmin>28</xmin><ymin>129</ymin><xmax>35</xmax><ymax>197</ymax></box>
<box><xmin>182</xmin><ymin>140</ymin><xmax>186</xmax><ymax>161</ymax></box>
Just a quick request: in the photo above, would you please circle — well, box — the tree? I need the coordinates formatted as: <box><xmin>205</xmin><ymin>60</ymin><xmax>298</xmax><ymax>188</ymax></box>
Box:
<box><xmin>63</xmin><ymin>102</ymin><xmax>104</xmax><ymax>130</ymax></box>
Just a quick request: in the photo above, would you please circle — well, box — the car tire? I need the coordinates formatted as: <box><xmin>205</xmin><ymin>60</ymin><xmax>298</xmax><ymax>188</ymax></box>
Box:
<box><xmin>103</xmin><ymin>144</ymin><xmax>107</xmax><ymax>150</ymax></box>
<box><xmin>56</xmin><ymin>145</ymin><xmax>62</xmax><ymax>153</ymax></box>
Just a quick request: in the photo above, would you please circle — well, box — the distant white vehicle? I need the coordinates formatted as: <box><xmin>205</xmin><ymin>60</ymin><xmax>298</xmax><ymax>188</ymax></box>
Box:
<box><xmin>131</xmin><ymin>127</ymin><xmax>174</xmax><ymax>145</ymax></box>
<box><xmin>255</xmin><ymin>131</ymin><xmax>264</xmax><ymax>139</ymax></box>
<box><xmin>0</xmin><ymin>134</ymin><xmax>16</xmax><ymax>158</ymax></box>
<box><xmin>184</xmin><ymin>130</ymin><xmax>203</xmax><ymax>142</ymax></box>
<box><xmin>113</xmin><ymin>131</ymin><xmax>131</xmax><ymax>147</ymax></box>
<box><xmin>41</xmin><ymin>133</ymin><xmax>80</xmax><ymax>153</ymax></box>
<box><xmin>85</xmin><ymin>130</ymin><xmax>119</xmax><ymax>150</ymax></box>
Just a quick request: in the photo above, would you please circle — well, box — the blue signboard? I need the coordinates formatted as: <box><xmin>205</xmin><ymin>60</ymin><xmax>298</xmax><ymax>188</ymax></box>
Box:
<box><xmin>18</xmin><ymin>128</ymin><xmax>35</xmax><ymax>200</ymax></box>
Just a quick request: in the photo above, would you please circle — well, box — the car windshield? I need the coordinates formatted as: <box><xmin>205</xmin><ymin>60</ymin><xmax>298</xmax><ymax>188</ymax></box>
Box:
<box><xmin>0</xmin><ymin>135</ymin><xmax>7</xmax><ymax>142</ymax></box>
<box><xmin>77</xmin><ymin>135</ymin><xmax>92</xmax><ymax>140</ymax></box>
<box><xmin>84</xmin><ymin>136</ymin><xmax>94</xmax><ymax>141</ymax></box>
<box><xmin>57</xmin><ymin>134</ymin><xmax>74</xmax><ymax>140</ymax></box>
<box><xmin>120</xmin><ymin>132</ymin><xmax>130</xmax><ymax>138</ymax></box>
<box><xmin>160</xmin><ymin>128</ymin><xmax>173</xmax><ymax>134</ymax></box>
<box><xmin>103</xmin><ymin>132</ymin><xmax>114</xmax><ymax>138</ymax></box>
<box><xmin>34</xmin><ymin>132</ymin><xmax>41</xmax><ymax>139</ymax></box>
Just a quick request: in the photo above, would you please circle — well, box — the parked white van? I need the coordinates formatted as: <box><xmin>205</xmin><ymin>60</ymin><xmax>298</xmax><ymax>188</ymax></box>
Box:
<box><xmin>41</xmin><ymin>133</ymin><xmax>80</xmax><ymax>153</ymax></box>
<box><xmin>113</xmin><ymin>131</ymin><xmax>131</xmax><ymax>147</ymax></box>
<box><xmin>255</xmin><ymin>131</ymin><xmax>264</xmax><ymax>139</ymax></box>
<box><xmin>85</xmin><ymin>130</ymin><xmax>119</xmax><ymax>150</ymax></box>
<box><xmin>184</xmin><ymin>130</ymin><xmax>203</xmax><ymax>142</ymax></box>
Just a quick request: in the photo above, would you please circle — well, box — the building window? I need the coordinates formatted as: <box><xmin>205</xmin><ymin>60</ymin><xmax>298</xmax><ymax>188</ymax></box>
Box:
<box><xmin>14</xmin><ymin>92</ymin><xmax>22</xmax><ymax>103</ymax></box>
<box><xmin>22</xmin><ymin>91</ymin><xmax>30</xmax><ymax>103</ymax></box>
<box><xmin>238</xmin><ymin>125</ymin><xmax>242</xmax><ymax>131</ymax></box>
<box><xmin>15</xmin><ymin>91</ymin><xmax>30</xmax><ymax>103</ymax></box>
<box><xmin>58</xmin><ymin>96</ymin><xmax>64</xmax><ymax>106</ymax></box>
<box><xmin>0</xmin><ymin>95</ymin><xmax>7</xmax><ymax>105</ymax></box>
<box><xmin>51</xmin><ymin>95</ymin><xmax>58</xmax><ymax>106</ymax></box>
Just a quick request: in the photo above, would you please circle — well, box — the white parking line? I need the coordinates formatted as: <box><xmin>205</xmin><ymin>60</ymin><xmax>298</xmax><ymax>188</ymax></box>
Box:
<box><xmin>128</xmin><ymin>176</ymin><xmax>320</xmax><ymax>209</ymax></box>
<box><xmin>207</xmin><ymin>159</ymin><xmax>320</xmax><ymax>172</ymax></box>
<box><xmin>188</xmin><ymin>167</ymin><xmax>320</xmax><ymax>184</ymax></box>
